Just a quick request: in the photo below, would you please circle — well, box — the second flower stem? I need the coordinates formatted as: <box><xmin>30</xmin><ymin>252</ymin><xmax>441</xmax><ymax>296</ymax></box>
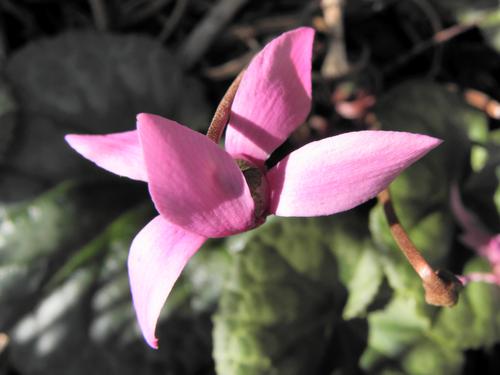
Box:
<box><xmin>207</xmin><ymin>66</ymin><xmax>461</xmax><ymax>308</ymax></box>
<box><xmin>378</xmin><ymin>189</ymin><xmax>462</xmax><ymax>307</ymax></box>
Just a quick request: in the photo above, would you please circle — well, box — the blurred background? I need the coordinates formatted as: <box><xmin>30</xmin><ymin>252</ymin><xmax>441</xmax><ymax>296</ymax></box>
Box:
<box><xmin>1</xmin><ymin>0</ymin><xmax>500</xmax><ymax>374</ymax></box>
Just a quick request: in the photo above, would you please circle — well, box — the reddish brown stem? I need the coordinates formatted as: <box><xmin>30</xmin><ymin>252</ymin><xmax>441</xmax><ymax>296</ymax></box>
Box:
<box><xmin>464</xmin><ymin>89</ymin><xmax>500</xmax><ymax>119</ymax></box>
<box><xmin>383</xmin><ymin>22</ymin><xmax>476</xmax><ymax>74</ymax></box>
<box><xmin>378</xmin><ymin>189</ymin><xmax>462</xmax><ymax>307</ymax></box>
<box><xmin>206</xmin><ymin>70</ymin><xmax>245</xmax><ymax>143</ymax></box>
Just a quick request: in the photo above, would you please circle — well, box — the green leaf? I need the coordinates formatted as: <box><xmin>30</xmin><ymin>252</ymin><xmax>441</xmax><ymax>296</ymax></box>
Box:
<box><xmin>6</xmin><ymin>197</ymin><xmax>216</xmax><ymax>375</ymax></box>
<box><xmin>361</xmin><ymin>80</ymin><xmax>500</xmax><ymax>374</ymax></box>
<box><xmin>360</xmin><ymin>80</ymin><xmax>499</xmax><ymax>373</ymax></box>
<box><xmin>182</xmin><ymin>239</ymin><xmax>232</xmax><ymax>312</ymax></box>
<box><xmin>464</xmin><ymin>142</ymin><xmax>500</xmax><ymax>229</ymax></box>
<box><xmin>6</xmin><ymin>31</ymin><xmax>209</xmax><ymax>134</ymax></box>
<box><xmin>370</xmin><ymin>205</ymin><xmax>454</xmax><ymax>296</ymax></box>
<box><xmin>0</xmin><ymin>177</ymin><xmax>239</xmax><ymax>374</ymax></box>
<box><xmin>361</xmin><ymin>295</ymin><xmax>431</xmax><ymax>368</ymax></box>
<box><xmin>370</xmin><ymin>81</ymin><xmax>471</xmax><ymax>294</ymax></box>
<box><xmin>400</xmin><ymin>338</ymin><xmax>464</xmax><ymax>375</ymax></box>
<box><xmin>2</xmin><ymin>31</ymin><xmax>210</xmax><ymax>203</ymax></box>
<box><xmin>214</xmin><ymin>212</ymin><xmax>385</xmax><ymax>375</ymax></box>
<box><xmin>0</xmin><ymin>76</ymin><xmax>17</xmax><ymax>161</ymax></box>
<box><xmin>360</xmin><ymin>296</ymin><xmax>466</xmax><ymax>374</ymax></box>
<box><xmin>495</xmin><ymin>166</ymin><xmax>500</xmax><ymax>215</ymax></box>
<box><xmin>371</xmin><ymin>82</ymin><xmax>472</xmax><ymax>281</ymax></box>
<box><xmin>213</xmin><ymin>216</ymin><xmax>345</xmax><ymax>375</ymax></box>
<box><xmin>0</xmin><ymin>180</ymin><xmax>144</xmax><ymax>329</ymax></box>
<box><xmin>324</xmin><ymin>212</ymin><xmax>384</xmax><ymax>320</ymax></box>
<box><xmin>342</xmin><ymin>245</ymin><xmax>384</xmax><ymax>320</ymax></box>
<box><xmin>464</xmin><ymin>109</ymin><xmax>490</xmax><ymax>172</ymax></box>
<box><xmin>374</xmin><ymin>80</ymin><xmax>473</xmax><ymax>189</ymax></box>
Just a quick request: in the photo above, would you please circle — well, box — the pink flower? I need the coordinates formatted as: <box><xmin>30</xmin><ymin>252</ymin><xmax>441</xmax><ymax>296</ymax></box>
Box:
<box><xmin>65</xmin><ymin>27</ymin><xmax>441</xmax><ymax>348</ymax></box>
<box><xmin>451</xmin><ymin>185</ymin><xmax>500</xmax><ymax>285</ymax></box>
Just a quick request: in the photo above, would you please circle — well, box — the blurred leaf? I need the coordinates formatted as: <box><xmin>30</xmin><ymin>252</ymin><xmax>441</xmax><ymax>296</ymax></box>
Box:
<box><xmin>463</xmin><ymin>142</ymin><xmax>500</xmax><ymax>229</ymax></box>
<box><xmin>342</xmin><ymin>244</ymin><xmax>384</xmax><ymax>320</ymax></box>
<box><xmin>374</xmin><ymin>81</ymin><xmax>474</xmax><ymax>183</ymax></box>
<box><xmin>183</xmin><ymin>239</ymin><xmax>232</xmax><ymax>312</ymax></box>
<box><xmin>214</xmin><ymin>212</ymin><xmax>385</xmax><ymax>375</ymax></box>
<box><xmin>5</xmin><ymin>192</ymin><xmax>217</xmax><ymax>375</ymax></box>
<box><xmin>6</xmin><ymin>31</ymin><xmax>210</xmax><ymax>133</ymax></box>
<box><xmin>2</xmin><ymin>31</ymin><xmax>210</xmax><ymax>203</ymax></box>
<box><xmin>400</xmin><ymin>338</ymin><xmax>464</xmax><ymax>375</ymax></box>
<box><xmin>360</xmin><ymin>81</ymin><xmax>499</xmax><ymax>373</ymax></box>
<box><xmin>360</xmin><ymin>295</ymin><xmax>466</xmax><ymax>375</ymax></box>
<box><xmin>495</xmin><ymin>167</ymin><xmax>500</xmax><ymax>215</ymax></box>
<box><xmin>213</xmin><ymin>216</ymin><xmax>345</xmax><ymax>375</ymax></box>
<box><xmin>471</xmin><ymin>145</ymin><xmax>489</xmax><ymax>172</ymax></box>
<box><xmin>0</xmin><ymin>180</ymin><xmax>145</xmax><ymax>330</ymax></box>
<box><xmin>432</xmin><ymin>257</ymin><xmax>500</xmax><ymax>351</ymax></box>
<box><xmin>370</xmin><ymin>81</ymin><xmax>472</xmax><ymax>294</ymax></box>
<box><xmin>8</xmin><ymin>204</ymin><xmax>146</xmax><ymax>375</ymax></box>
<box><xmin>464</xmin><ymin>109</ymin><xmax>490</xmax><ymax>172</ymax></box>
<box><xmin>0</xmin><ymin>76</ymin><xmax>17</xmax><ymax>161</ymax></box>
<box><xmin>370</xmin><ymin>206</ymin><xmax>454</xmax><ymax>297</ymax></box>
<box><xmin>361</xmin><ymin>295</ymin><xmax>430</xmax><ymax>367</ymax></box>
<box><xmin>460</xmin><ymin>108</ymin><xmax>490</xmax><ymax>144</ymax></box>
<box><xmin>324</xmin><ymin>212</ymin><xmax>384</xmax><ymax>320</ymax></box>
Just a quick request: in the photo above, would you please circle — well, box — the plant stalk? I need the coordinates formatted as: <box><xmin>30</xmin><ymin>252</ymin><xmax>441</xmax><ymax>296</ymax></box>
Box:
<box><xmin>206</xmin><ymin>70</ymin><xmax>245</xmax><ymax>143</ymax></box>
<box><xmin>378</xmin><ymin>189</ymin><xmax>462</xmax><ymax>307</ymax></box>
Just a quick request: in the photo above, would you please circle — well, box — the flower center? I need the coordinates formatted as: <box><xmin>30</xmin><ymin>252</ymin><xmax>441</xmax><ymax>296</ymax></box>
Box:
<box><xmin>235</xmin><ymin>158</ymin><xmax>269</xmax><ymax>226</ymax></box>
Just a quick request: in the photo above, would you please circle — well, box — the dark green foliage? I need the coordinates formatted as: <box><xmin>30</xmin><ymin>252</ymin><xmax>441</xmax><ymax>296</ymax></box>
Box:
<box><xmin>363</xmin><ymin>81</ymin><xmax>500</xmax><ymax>374</ymax></box>
<box><xmin>1</xmin><ymin>31</ymin><xmax>210</xmax><ymax>203</ymax></box>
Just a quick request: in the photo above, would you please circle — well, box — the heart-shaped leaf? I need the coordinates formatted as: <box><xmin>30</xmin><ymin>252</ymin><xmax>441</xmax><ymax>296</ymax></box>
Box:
<box><xmin>214</xmin><ymin>212</ymin><xmax>384</xmax><ymax>375</ymax></box>
<box><xmin>2</xmin><ymin>31</ymin><xmax>210</xmax><ymax>203</ymax></box>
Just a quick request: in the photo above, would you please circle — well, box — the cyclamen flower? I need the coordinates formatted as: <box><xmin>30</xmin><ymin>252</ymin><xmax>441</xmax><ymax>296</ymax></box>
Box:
<box><xmin>451</xmin><ymin>185</ymin><xmax>500</xmax><ymax>285</ymax></box>
<box><xmin>66</xmin><ymin>27</ymin><xmax>441</xmax><ymax>348</ymax></box>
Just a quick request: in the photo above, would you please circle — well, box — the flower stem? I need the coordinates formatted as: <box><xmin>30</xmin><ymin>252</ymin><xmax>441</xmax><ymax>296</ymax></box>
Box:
<box><xmin>206</xmin><ymin>70</ymin><xmax>245</xmax><ymax>143</ymax></box>
<box><xmin>378</xmin><ymin>189</ymin><xmax>462</xmax><ymax>307</ymax></box>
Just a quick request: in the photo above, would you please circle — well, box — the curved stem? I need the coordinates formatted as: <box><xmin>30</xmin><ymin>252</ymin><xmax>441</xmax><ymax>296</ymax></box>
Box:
<box><xmin>378</xmin><ymin>188</ymin><xmax>462</xmax><ymax>307</ymax></box>
<box><xmin>206</xmin><ymin>69</ymin><xmax>245</xmax><ymax>143</ymax></box>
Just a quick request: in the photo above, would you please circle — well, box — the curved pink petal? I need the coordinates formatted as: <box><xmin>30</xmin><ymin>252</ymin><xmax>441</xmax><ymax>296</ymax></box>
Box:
<box><xmin>450</xmin><ymin>184</ymin><xmax>500</xmax><ymax>265</ymax></box>
<box><xmin>65</xmin><ymin>131</ymin><xmax>147</xmax><ymax>181</ymax></box>
<box><xmin>128</xmin><ymin>215</ymin><xmax>206</xmax><ymax>349</ymax></box>
<box><xmin>138</xmin><ymin>113</ymin><xmax>255</xmax><ymax>237</ymax></box>
<box><xmin>225</xmin><ymin>27</ymin><xmax>314</xmax><ymax>167</ymax></box>
<box><xmin>267</xmin><ymin>131</ymin><xmax>442</xmax><ymax>216</ymax></box>
<box><xmin>450</xmin><ymin>184</ymin><xmax>492</xmax><ymax>250</ymax></box>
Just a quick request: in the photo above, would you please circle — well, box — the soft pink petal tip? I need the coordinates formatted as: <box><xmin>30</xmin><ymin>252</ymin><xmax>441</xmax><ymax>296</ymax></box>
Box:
<box><xmin>65</xmin><ymin>131</ymin><xmax>148</xmax><ymax>181</ymax></box>
<box><xmin>128</xmin><ymin>216</ymin><xmax>206</xmax><ymax>348</ymax></box>
<box><xmin>267</xmin><ymin>131</ymin><xmax>442</xmax><ymax>216</ymax></box>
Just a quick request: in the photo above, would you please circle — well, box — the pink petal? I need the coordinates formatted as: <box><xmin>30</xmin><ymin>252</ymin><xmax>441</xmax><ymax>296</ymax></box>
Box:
<box><xmin>485</xmin><ymin>236</ymin><xmax>500</xmax><ymax>267</ymax></box>
<box><xmin>225</xmin><ymin>27</ymin><xmax>314</xmax><ymax>167</ymax></box>
<box><xmin>128</xmin><ymin>215</ymin><xmax>206</xmax><ymax>349</ymax></box>
<box><xmin>458</xmin><ymin>272</ymin><xmax>500</xmax><ymax>285</ymax></box>
<box><xmin>450</xmin><ymin>184</ymin><xmax>493</xmax><ymax>251</ymax></box>
<box><xmin>267</xmin><ymin>131</ymin><xmax>442</xmax><ymax>216</ymax></box>
<box><xmin>450</xmin><ymin>185</ymin><xmax>500</xmax><ymax>266</ymax></box>
<box><xmin>65</xmin><ymin>131</ymin><xmax>147</xmax><ymax>181</ymax></box>
<box><xmin>137</xmin><ymin>113</ymin><xmax>255</xmax><ymax>237</ymax></box>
